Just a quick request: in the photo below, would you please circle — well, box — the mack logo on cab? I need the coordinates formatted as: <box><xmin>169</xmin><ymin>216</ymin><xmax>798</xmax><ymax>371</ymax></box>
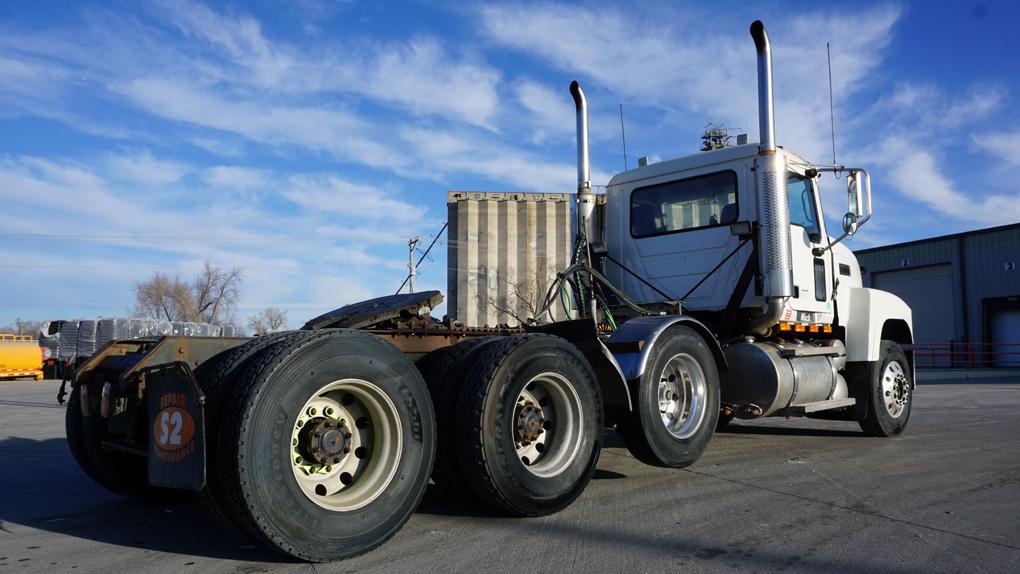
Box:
<box><xmin>153</xmin><ymin>393</ymin><xmax>196</xmax><ymax>461</ymax></box>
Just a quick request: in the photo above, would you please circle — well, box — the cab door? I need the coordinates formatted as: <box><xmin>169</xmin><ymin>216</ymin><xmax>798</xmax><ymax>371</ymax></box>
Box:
<box><xmin>786</xmin><ymin>174</ymin><xmax>835</xmax><ymax>323</ymax></box>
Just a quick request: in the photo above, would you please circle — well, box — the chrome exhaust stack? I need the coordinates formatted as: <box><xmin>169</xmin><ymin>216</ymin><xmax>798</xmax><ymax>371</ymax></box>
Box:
<box><xmin>570</xmin><ymin>81</ymin><xmax>596</xmax><ymax>239</ymax></box>
<box><xmin>748</xmin><ymin>20</ymin><xmax>794</xmax><ymax>335</ymax></box>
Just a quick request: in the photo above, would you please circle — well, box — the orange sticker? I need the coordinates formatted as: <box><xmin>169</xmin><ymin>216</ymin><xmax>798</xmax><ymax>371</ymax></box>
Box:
<box><xmin>153</xmin><ymin>405</ymin><xmax>196</xmax><ymax>454</ymax></box>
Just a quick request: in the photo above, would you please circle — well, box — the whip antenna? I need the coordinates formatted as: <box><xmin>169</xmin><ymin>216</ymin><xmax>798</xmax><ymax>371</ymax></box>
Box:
<box><xmin>827</xmin><ymin>41</ymin><xmax>839</xmax><ymax>178</ymax></box>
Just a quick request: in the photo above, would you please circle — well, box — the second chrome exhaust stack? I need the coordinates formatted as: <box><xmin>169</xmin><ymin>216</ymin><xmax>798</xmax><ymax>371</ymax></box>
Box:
<box><xmin>570</xmin><ymin>81</ymin><xmax>596</xmax><ymax>239</ymax></box>
<box><xmin>749</xmin><ymin>20</ymin><xmax>794</xmax><ymax>334</ymax></box>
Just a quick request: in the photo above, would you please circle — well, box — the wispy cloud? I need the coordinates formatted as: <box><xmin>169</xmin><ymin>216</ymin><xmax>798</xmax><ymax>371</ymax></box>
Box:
<box><xmin>479</xmin><ymin>3</ymin><xmax>901</xmax><ymax>163</ymax></box>
<box><xmin>972</xmin><ymin>130</ymin><xmax>1020</xmax><ymax>168</ymax></box>
<box><xmin>869</xmin><ymin>136</ymin><xmax>1020</xmax><ymax>224</ymax></box>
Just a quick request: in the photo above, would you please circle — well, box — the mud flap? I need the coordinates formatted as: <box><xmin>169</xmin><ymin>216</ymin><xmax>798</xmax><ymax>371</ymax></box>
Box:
<box><xmin>146</xmin><ymin>361</ymin><xmax>206</xmax><ymax>490</ymax></box>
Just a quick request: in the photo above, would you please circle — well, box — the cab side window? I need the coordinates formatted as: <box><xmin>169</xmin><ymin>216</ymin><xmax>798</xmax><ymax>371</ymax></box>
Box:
<box><xmin>631</xmin><ymin>171</ymin><xmax>737</xmax><ymax>238</ymax></box>
<box><xmin>788</xmin><ymin>175</ymin><xmax>821</xmax><ymax>242</ymax></box>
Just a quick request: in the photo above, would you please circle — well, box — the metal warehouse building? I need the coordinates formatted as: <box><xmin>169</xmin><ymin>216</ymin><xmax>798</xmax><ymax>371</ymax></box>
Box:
<box><xmin>855</xmin><ymin>222</ymin><xmax>1020</xmax><ymax>366</ymax></box>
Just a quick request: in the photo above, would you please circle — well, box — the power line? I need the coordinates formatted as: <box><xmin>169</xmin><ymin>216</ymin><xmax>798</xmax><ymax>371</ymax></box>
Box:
<box><xmin>0</xmin><ymin>231</ymin><xmax>442</xmax><ymax>244</ymax></box>
<box><xmin>396</xmin><ymin>222</ymin><xmax>448</xmax><ymax>294</ymax></box>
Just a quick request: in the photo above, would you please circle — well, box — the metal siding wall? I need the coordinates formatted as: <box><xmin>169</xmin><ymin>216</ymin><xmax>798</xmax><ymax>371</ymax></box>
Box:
<box><xmin>962</xmin><ymin>227</ymin><xmax>1020</xmax><ymax>344</ymax></box>
<box><xmin>447</xmin><ymin>192</ymin><xmax>572</xmax><ymax>327</ymax></box>
<box><xmin>856</xmin><ymin>237</ymin><xmax>963</xmax><ymax>342</ymax></box>
<box><xmin>856</xmin><ymin>225</ymin><xmax>1020</xmax><ymax>346</ymax></box>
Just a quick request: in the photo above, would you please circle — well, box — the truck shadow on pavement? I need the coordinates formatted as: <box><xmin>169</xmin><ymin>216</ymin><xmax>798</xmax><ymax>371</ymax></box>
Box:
<box><xmin>0</xmin><ymin>435</ymin><xmax>287</xmax><ymax>563</ymax></box>
<box><xmin>717</xmin><ymin>424</ymin><xmax>864</xmax><ymax>438</ymax></box>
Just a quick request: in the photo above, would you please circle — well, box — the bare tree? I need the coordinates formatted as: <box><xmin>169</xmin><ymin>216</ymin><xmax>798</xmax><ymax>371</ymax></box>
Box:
<box><xmin>247</xmin><ymin>307</ymin><xmax>288</xmax><ymax>336</ymax></box>
<box><xmin>488</xmin><ymin>277</ymin><xmax>556</xmax><ymax>326</ymax></box>
<box><xmin>134</xmin><ymin>272</ymin><xmax>191</xmax><ymax>322</ymax></box>
<box><xmin>193</xmin><ymin>262</ymin><xmax>243</xmax><ymax>325</ymax></box>
<box><xmin>0</xmin><ymin>318</ymin><xmax>42</xmax><ymax>336</ymax></box>
<box><xmin>134</xmin><ymin>262</ymin><xmax>243</xmax><ymax>326</ymax></box>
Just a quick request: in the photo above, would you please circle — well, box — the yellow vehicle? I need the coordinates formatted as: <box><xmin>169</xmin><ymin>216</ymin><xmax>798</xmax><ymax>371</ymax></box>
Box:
<box><xmin>0</xmin><ymin>334</ymin><xmax>43</xmax><ymax>381</ymax></box>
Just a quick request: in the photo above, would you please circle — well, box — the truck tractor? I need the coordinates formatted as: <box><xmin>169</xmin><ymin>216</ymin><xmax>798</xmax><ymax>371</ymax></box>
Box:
<box><xmin>64</xmin><ymin>20</ymin><xmax>913</xmax><ymax>562</ymax></box>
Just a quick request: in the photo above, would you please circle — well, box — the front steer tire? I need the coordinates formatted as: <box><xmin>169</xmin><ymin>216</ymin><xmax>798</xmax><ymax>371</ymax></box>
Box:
<box><xmin>855</xmin><ymin>340</ymin><xmax>913</xmax><ymax>437</ymax></box>
<box><xmin>216</xmin><ymin>329</ymin><xmax>436</xmax><ymax>562</ymax></box>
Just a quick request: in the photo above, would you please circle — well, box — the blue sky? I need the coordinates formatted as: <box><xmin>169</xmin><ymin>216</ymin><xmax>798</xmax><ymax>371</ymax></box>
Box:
<box><xmin>2</xmin><ymin>0</ymin><xmax>1018</xmax><ymax>329</ymax></box>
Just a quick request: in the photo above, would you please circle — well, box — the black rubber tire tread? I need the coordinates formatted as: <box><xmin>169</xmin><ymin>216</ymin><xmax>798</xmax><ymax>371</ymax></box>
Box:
<box><xmin>216</xmin><ymin>329</ymin><xmax>436</xmax><ymax>561</ymax></box>
<box><xmin>455</xmin><ymin>333</ymin><xmax>602</xmax><ymax>517</ymax></box>
<box><xmin>616</xmin><ymin>325</ymin><xmax>720</xmax><ymax>468</ymax></box>
<box><xmin>197</xmin><ymin>331</ymin><xmax>319</xmax><ymax>533</ymax></box>
<box><xmin>857</xmin><ymin>340</ymin><xmax>913</xmax><ymax>437</ymax></box>
<box><xmin>68</xmin><ymin>386</ymin><xmax>184</xmax><ymax>500</ymax></box>
<box><xmin>417</xmin><ymin>337</ymin><xmax>499</xmax><ymax>498</ymax></box>
<box><xmin>65</xmin><ymin>386</ymin><xmax>111</xmax><ymax>490</ymax></box>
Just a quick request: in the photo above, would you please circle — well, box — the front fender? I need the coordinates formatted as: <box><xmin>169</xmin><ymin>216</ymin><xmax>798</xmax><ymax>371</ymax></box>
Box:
<box><xmin>607</xmin><ymin>315</ymin><xmax>727</xmax><ymax>382</ymax></box>
<box><xmin>845</xmin><ymin>287</ymin><xmax>913</xmax><ymax>362</ymax></box>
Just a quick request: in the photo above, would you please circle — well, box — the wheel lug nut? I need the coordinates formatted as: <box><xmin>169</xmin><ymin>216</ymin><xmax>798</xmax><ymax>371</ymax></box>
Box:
<box><xmin>343</xmin><ymin>447</ymin><xmax>350</xmax><ymax>454</ymax></box>
<box><xmin>307</xmin><ymin>407</ymin><xmax>317</xmax><ymax>416</ymax></box>
<box><xmin>333</xmin><ymin>457</ymin><xmax>341</xmax><ymax>464</ymax></box>
<box><xmin>295</xmin><ymin>456</ymin><xmax>303</xmax><ymax>464</ymax></box>
<box><xmin>324</xmin><ymin>407</ymin><xmax>334</xmax><ymax>416</ymax></box>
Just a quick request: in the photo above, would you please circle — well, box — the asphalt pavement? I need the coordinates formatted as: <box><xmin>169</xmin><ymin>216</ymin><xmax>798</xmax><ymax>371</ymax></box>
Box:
<box><xmin>1</xmin><ymin>376</ymin><xmax>1018</xmax><ymax>573</ymax></box>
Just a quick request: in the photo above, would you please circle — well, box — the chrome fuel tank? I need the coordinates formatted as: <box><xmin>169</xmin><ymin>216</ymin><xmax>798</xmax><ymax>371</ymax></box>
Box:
<box><xmin>721</xmin><ymin>339</ymin><xmax>848</xmax><ymax>418</ymax></box>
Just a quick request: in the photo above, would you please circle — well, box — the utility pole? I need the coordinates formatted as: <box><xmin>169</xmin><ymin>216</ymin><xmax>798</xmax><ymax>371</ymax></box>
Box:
<box><xmin>408</xmin><ymin>237</ymin><xmax>419</xmax><ymax>293</ymax></box>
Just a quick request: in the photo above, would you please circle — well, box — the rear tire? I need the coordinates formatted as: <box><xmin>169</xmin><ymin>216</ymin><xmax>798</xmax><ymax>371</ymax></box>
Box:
<box><xmin>617</xmin><ymin>325</ymin><xmax>719</xmax><ymax>468</ymax></box>
<box><xmin>455</xmin><ymin>334</ymin><xmax>602</xmax><ymax>516</ymax></box>
<box><xmin>197</xmin><ymin>331</ymin><xmax>318</xmax><ymax>533</ymax></box>
<box><xmin>65</xmin><ymin>385</ymin><xmax>183</xmax><ymax>500</ymax></box>
<box><xmin>856</xmin><ymin>340</ymin><xmax>913</xmax><ymax>437</ymax></box>
<box><xmin>417</xmin><ymin>337</ymin><xmax>498</xmax><ymax>498</ymax></box>
<box><xmin>216</xmin><ymin>329</ymin><xmax>435</xmax><ymax>561</ymax></box>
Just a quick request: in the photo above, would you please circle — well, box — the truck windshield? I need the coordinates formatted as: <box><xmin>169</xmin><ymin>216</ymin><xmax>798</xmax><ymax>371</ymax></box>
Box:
<box><xmin>788</xmin><ymin>175</ymin><xmax>820</xmax><ymax>241</ymax></box>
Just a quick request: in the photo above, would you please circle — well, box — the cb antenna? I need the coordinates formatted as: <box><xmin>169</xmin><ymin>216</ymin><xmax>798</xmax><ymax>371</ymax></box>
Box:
<box><xmin>827</xmin><ymin>41</ymin><xmax>839</xmax><ymax>179</ymax></box>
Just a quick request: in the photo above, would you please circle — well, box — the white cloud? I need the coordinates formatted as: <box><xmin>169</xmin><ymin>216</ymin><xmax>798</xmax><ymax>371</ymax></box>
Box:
<box><xmin>202</xmin><ymin>166</ymin><xmax>270</xmax><ymax>191</ymax></box>
<box><xmin>282</xmin><ymin>175</ymin><xmax>423</xmax><ymax>224</ymax></box>
<box><xmin>117</xmin><ymin>77</ymin><xmax>399</xmax><ymax>169</ymax></box>
<box><xmin>514</xmin><ymin>77</ymin><xmax>575</xmax><ymax>143</ymax></box>
<box><xmin>105</xmin><ymin>150</ymin><xmax>190</xmax><ymax>186</ymax></box>
<box><xmin>479</xmin><ymin>3</ymin><xmax>901</xmax><ymax>164</ymax></box>
<box><xmin>972</xmin><ymin>130</ymin><xmax>1020</xmax><ymax>167</ymax></box>
<box><xmin>870</xmin><ymin>136</ymin><xmax>1020</xmax><ymax>224</ymax></box>
<box><xmin>873</xmin><ymin>83</ymin><xmax>1005</xmax><ymax>130</ymax></box>
<box><xmin>157</xmin><ymin>1</ymin><xmax>502</xmax><ymax>127</ymax></box>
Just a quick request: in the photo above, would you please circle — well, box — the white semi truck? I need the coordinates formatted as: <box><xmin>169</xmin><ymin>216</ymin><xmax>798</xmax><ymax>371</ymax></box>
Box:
<box><xmin>65</xmin><ymin>20</ymin><xmax>913</xmax><ymax>562</ymax></box>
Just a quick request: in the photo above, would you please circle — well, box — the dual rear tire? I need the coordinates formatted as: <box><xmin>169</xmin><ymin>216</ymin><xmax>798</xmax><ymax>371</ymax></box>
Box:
<box><xmin>205</xmin><ymin>330</ymin><xmax>435</xmax><ymax>562</ymax></box>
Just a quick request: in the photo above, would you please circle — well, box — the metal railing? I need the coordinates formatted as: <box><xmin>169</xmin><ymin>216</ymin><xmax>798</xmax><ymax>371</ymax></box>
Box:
<box><xmin>906</xmin><ymin>342</ymin><xmax>1020</xmax><ymax>369</ymax></box>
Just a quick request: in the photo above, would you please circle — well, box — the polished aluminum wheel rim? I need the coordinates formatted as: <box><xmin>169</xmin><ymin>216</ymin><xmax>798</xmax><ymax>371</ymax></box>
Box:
<box><xmin>290</xmin><ymin>379</ymin><xmax>402</xmax><ymax>512</ymax></box>
<box><xmin>657</xmin><ymin>353</ymin><xmax>707</xmax><ymax>439</ymax></box>
<box><xmin>511</xmin><ymin>372</ymin><xmax>584</xmax><ymax>478</ymax></box>
<box><xmin>881</xmin><ymin>361</ymin><xmax>910</xmax><ymax>418</ymax></box>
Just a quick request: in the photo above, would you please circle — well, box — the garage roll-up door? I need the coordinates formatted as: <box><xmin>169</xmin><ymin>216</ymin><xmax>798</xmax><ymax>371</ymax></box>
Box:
<box><xmin>873</xmin><ymin>264</ymin><xmax>956</xmax><ymax>345</ymax></box>
<box><xmin>991</xmin><ymin>310</ymin><xmax>1020</xmax><ymax>367</ymax></box>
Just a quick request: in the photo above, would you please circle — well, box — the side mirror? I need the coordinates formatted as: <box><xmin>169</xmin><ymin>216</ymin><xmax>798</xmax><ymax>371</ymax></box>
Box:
<box><xmin>847</xmin><ymin>171</ymin><xmax>864</xmax><ymax>216</ymax></box>
<box><xmin>842</xmin><ymin>212</ymin><xmax>859</xmax><ymax>236</ymax></box>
